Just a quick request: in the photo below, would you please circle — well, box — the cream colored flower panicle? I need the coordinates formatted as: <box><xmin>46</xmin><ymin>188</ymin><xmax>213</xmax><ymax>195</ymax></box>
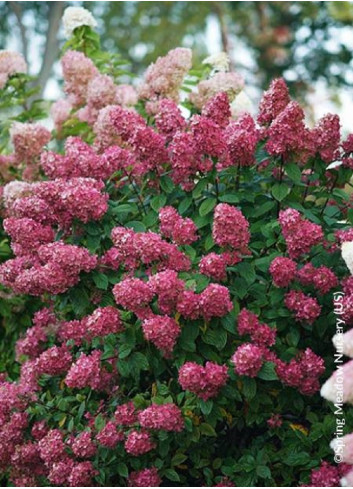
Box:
<box><xmin>230</xmin><ymin>91</ymin><xmax>254</xmax><ymax>119</ymax></box>
<box><xmin>342</xmin><ymin>241</ymin><xmax>353</xmax><ymax>275</ymax></box>
<box><xmin>62</xmin><ymin>6</ymin><xmax>97</xmax><ymax>38</ymax></box>
<box><xmin>202</xmin><ymin>52</ymin><xmax>230</xmax><ymax>72</ymax></box>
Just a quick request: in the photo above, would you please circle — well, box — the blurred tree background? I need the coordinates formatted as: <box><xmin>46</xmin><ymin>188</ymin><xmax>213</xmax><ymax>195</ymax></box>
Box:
<box><xmin>0</xmin><ymin>1</ymin><xmax>353</xmax><ymax>104</ymax></box>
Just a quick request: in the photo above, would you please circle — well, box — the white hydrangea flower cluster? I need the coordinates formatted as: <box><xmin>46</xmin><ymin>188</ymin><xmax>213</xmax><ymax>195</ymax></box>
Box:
<box><xmin>62</xmin><ymin>6</ymin><xmax>97</xmax><ymax>38</ymax></box>
<box><xmin>202</xmin><ymin>52</ymin><xmax>230</xmax><ymax>72</ymax></box>
<box><xmin>342</xmin><ymin>241</ymin><xmax>353</xmax><ymax>275</ymax></box>
<box><xmin>230</xmin><ymin>91</ymin><xmax>254</xmax><ymax>119</ymax></box>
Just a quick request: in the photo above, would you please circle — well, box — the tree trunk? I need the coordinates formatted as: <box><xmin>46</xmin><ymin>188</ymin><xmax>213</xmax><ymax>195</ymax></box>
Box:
<box><xmin>8</xmin><ymin>2</ymin><xmax>28</xmax><ymax>63</ymax></box>
<box><xmin>211</xmin><ymin>2</ymin><xmax>235</xmax><ymax>71</ymax></box>
<box><xmin>35</xmin><ymin>1</ymin><xmax>65</xmax><ymax>97</ymax></box>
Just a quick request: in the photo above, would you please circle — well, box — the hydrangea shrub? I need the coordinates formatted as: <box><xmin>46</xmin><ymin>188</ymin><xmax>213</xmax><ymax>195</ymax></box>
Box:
<box><xmin>0</xmin><ymin>8</ymin><xmax>353</xmax><ymax>487</ymax></box>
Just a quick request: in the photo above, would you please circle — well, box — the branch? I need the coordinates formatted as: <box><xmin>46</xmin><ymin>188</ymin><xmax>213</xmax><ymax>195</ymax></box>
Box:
<box><xmin>8</xmin><ymin>2</ymin><xmax>28</xmax><ymax>63</ymax></box>
<box><xmin>211</xmin><ymin>2</ymin><xmax>234</xmax><ymax>71</ymax></box>
<box><xmin>35</xmin><ymin>1</ymin><xmax>65</xmax><ymax>97</ymax></box>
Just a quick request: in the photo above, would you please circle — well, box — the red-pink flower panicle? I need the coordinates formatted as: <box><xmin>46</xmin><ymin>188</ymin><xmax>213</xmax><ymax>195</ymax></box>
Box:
<box><xmin>231</xmin><ymin>343</ymin><xmax>264</xmax><ymax>377</ymax></box>
<box><xmin>178</xmin><ymin>361</ymin><xmax>228</xmax><ymax>400</ymax></box>
<box><xmin>212</xmin><ymin>203</ymin><xmax>250</xmax><ymax>253</ymax></box>
<box><xmin>142</xmin><ymin>315</ymin><xmax>181</xmax><ymax>357</ymax></box>
<box><xmin>269</xmin><ymin>256</ymin><xmax>297</xmax><ymax>287</ymax></box>
<box><xmin>138</xmin><ymin>403</ymin><xmax>184</xmax><ymax>432</ymax></box>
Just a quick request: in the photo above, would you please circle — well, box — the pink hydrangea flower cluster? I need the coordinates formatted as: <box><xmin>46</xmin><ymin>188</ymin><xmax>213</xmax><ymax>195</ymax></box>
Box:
<box><xmin>36</xmin><ymin>345</ymin><xmax>73</xmax><ymax>377</ymax></box>
<box><xmin>96</xmin><ymin>421</ymin><xmax>124</xmax><ymax>448</ymax></box>
<box><xmin>234</xmin><ymin>308</ymin><xmax>324</xmax><ymax>394</ymax></box>
<box><xmin>213</xmin><ymin>477</ymin><xmax>236</xmax><ymax>487</ymax></box>
<box><xmin>0</xmin><ymin>50</ymin><xmax>27</xmax><ymax>89</ymax></box>
<box><xmin>212</xmin><ymin>203</ymin><xmax>250</xmax><ymax>254</ymax></box>
<box><xmin>142</xmin><ymin>315</ymin><xmax>181</xmax><ymax>357</ymax></box>
<box><xmin>231</xmin><ymin>343</ymin><xmax>264</xmax><ymax>377</ymax></box>
<box><xmin>190</xmin><ymin>72</ymin><xmax>244</xmax><ymax>109</ymax></box>
<box><xmin>41</xmin><ymin>136</ymin><xmax>119</xmax><ymax>180</ymax></box>
<box><xmin>296</xmin><ymin>263</ymin><xmax>338</xmax><ymax>294</ymax></box>
<box><xmin>124</xmin><ymin>430</ymin><xmax>156</xmax><ymax>456</ymax></box>
<box><xmin>257</xmin><ymin>78</ymin><xmax>290</xmax><ymax>126</ymax></box>
<box><xmin>128</xmin><ymin>467</ymin><xmax>161</xmax><ymax>487</ymax></box>
<box><xmin>148</xmin><ymin>269</ymin><xmax>184</xmax><ymax>315</ymax></box>
<box><xmin>10</xmin><ymin>122</ymin><xmax>51</xmax><ymax>165</ymax></box>
<box><xmin>178</xmin><ymin>361</ymin><xmax>229</xmax><ymax>400</ymax></box>
<box><xmin>237</xmin><ymin>308</ymin><xmax>277</xmax><ymax>348</ymax></box>
<box><xmin>64</xmin><ymin>350</ymin><xmax>104</xmax><ymax>390</ymax></box>
<box><xmin>71</xmin><ymin>431</ymin><xmax>97</xmax><ymax>458</ymax></box>
<box><xmin>115</xmin><ymin>84</ymin><xmax>138</xmax><ymax>108</ymax></box>
<box><xmin>61</xmin><ymin>50</ymin><xmax>98</xmax><ymax>106</ymax></box>
<box><xmin>311</xmin><ymin>113</ymin><xmax>341</xmax><ymax>163</ymax></box>
<box><xmin>113</xmin><ymin>277</ymin><xmax>154</xmax><ymax>318</ymax></box>
<box><xmin>221</xmin><ymin>114</ymin><xmax>260</xmax><ymax>169</ymax></box>
<box><xmin>270</xmin><ymin>257</ymin><xmax>338</xmax><ymax>295</ymax></box>
<box><xmin>15</xmin><ymin>307</ymin><xmax>56</xmax><ymax>361</ymax></box>
<box><xmin>202</xmin><ymin>92</ymin><xmax>231</xmax><ymax>129</ymax></box>
<box><xmin>3</xmin><ymin>217</ymin><xmax>54</xmax><ymax>255</ymax></box>
<box><xmin>108</xmin><ymin>226</ymin><xmax>191</xmax><ymax>273</ymax></box>
<box><xmin>199</xmin><ymin>252</ymin><xmax>231</xmax><ymax>281</ymax></box>
<box><xmin>307</xmin><ymin>461</ymin><xmax>341</xmax><ymax>487</ymax></box>
<box><xmin>175</xmin><ymin>284</ymin><xmax>233</xmax><ymax>321</ymax></box>
<box><xmin>276</xmin><ymin>348</ymin><xmax>325</xmax><ymax>395</ymax></box>
<box><xmin>0</xmin><ymin>241</ymin><xmax>97</xmax><ymax>295</ymax></box>
<box><xmin>50</xmin><ymin>98</ymin><xmax>72</xmax><ymax>133</ymax></box>
<box><xmin>138</xmin><ymin>47</ymin><xmax>192</xmax><ymax>102</ymax></box>
<box><xmin>159</xmin><ymin>206</ymin><xmax>198</xmax><ymax>245</ymax></box>
<box><xmin>138</xmin><ymin>403</ymin><xmax>184</xmax><ymax>432</ymax></box>
<box><xmin>269</xmin><ymin>256</ymin><xmax>297</xmax><ymax>287</ymax></box>
<box><xmin>8</xmin><ymin>177</ymin><xmax>108</xmax><ymax>227</ymax></box>
<box><xmin>267</xmin><ymin>414</ymin><xmax>282</xmax><ymax>429</ymax></box>
<box><xmin>279</xmin><ymin>208</ymin><xmax>323</xmax><ymax>259</ymax></box>
<box><xmin>284</xmin><ymin>290</ymin><xmax>321</xmax><ymax>324</ymax></box>
<box><xmin>58</xmin><ymin>306</ymin><xmax>123</xmax><ymax>345</ymax></box>
<box><xmin>154</xmin><ymin>99</ymin><xmax>186</xmax><ymax>140</ymax></box>
<box><xmin>114</xmin><ymin>401</ymin><xmax>139</xmax><ymax>426</ymax></box>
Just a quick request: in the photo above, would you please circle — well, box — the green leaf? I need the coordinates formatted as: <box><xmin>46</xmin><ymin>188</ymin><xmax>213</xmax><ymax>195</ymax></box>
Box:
<box><xmin>257</xmin><ymin>362</ymin><xmax>278</xmax><ymax>381</ymax></box>
<box><xmin>111</xmin><ymin>203</ymin><xmax>137</xmax><ymax>214</ymax></box>
<box><xmin>131</xmin><ymin>352</ymin><xmax>149</xmax><ymax>370</ymax></box>
<box><xmin>160</xmin><ymin>175</ymin><xmax>175</xmax><ymax>194</ymax></box>
<box><xmin>285</xmin><ymin>163</ymin><xmax>302</xmax><ymax>183</ymax></box>
<box><xmin>347</xmin><ymin>208</ymin><xmax>353</xmax><ymax>225</ymax></box>
<box><xmin>150</xmin><ymin>194</ymin><xmax>167</xmax><ymax>212</ymax></box>
<box><xmin>237</xmin><ymin>262</ymin><xmax>256</xmax><ymax>285</ymax></box>
<box><xmin>92</xmin><ymin>272</ymin><xmax>109</xmax><ymax>290</ymax></box>
<box><xmin>203</xmin><ymin>328</ymin><xmax>227</xmax><ymax>350</ymax></box>
<box><xmin>252</xmin><ymin>200</ymin><xmax>275</xmax><ymax>217</ymax></box>
<box><xmin>284</xmin><ymin>451</ymin><xmax>311</xmax><ymax>466</ymax></box>
<box><xmin>178</xmin><ymin>197</ymin><xmax>192</xmax><ymax>214</ymax></box>
<box><xmin>125</xmin><ymin>220</ymin><xmax>146</xmax><ymax>232</ymax></box>
<box><xmin>219</xmin><ymin>194</ymin><xmax>239</xmax><ymax>203</ymax></box>
<box><xmin>204</xmin><ymin>234</ymin><xmax>215</xmax><ymax>251</ymax></box>
<box><xmin>164</xmin><ymin>469</ymin><xmax>180</xmax><ymax>482</ymax></box>
<box><xmin>242</xmin><ymin>378</ymin><xmax>257</xmax><ymax>400</ymax></box>
<box><xmin>118</xmin><ymin>344</ymin><xmax>132</xmax><ymax>359</ymax></box>
<box><xmin>272</xmin><ymin>182</ymin><xmax>290</xmax><ymax>202</ymax></box>
<box><xmin>117</xmin><ymin>463</ymin><xmax>128</xmax><ymax>478</ymax></box>
<box><xmin>172</xmin><ymin>453</ymin><xmax>188</xmax><ymax>466</ymax></box>
<box><xmin>256</xmin><ymin>466</ymin><xmax>271</xmax><ymax>479</ymax></box>
<box><xmin>200</xmin><ymin>399</ymin><xmax>213</xmax><ymax>415</ymax></box>
<box><xmin>69</xmin><ymin>286</ymin><xmax>90</xmax><ymax>316</ymax></box>
<box><xmin>199</xmin><ymin>423</ymin><xmax>217</xmax><ymax>436</ymax></box>
<box><xmin>199</xmin><ymin>198</ymin><xmax>217</xmax><ymax>217</ymax></box>
<box><xmin>143</xmin><ymin>210</ymin><xmax>158</xmax><ymax>227</ymax></box>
